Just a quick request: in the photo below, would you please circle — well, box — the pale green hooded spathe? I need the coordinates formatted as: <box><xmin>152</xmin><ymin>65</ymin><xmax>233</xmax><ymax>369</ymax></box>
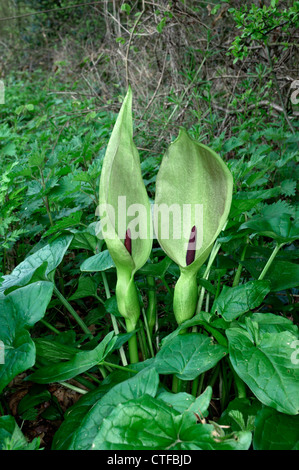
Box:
<box><xmin>99</xmin><ymin>87</ymin><xmax>152</xmax><ymax>332</ymax></box>
<box><xmin>154</xmin><ymin>129</ymin><xmax>233</xmax><ymax>324</ymax></box>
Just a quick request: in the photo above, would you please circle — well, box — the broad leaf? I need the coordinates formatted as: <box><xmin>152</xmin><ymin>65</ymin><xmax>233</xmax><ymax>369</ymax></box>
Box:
<box><xmin>211</xmin><ymin>280</ymin><xmax>271</xmax><ymax>321</ymax></box>
<box><xmin>53</xmin><ymin>368</ymin><xmax>159</xmax><ymax>450</ymax></box>
<box><xmin>0</xmin><ymin>282</ymin><xmax>54</xmax><ymax>393</ymax></box>
<box><xmin>253</xmin><ymin>406</ymin><xmax>299</xmax><ymax>450</ymax></box>
<box><xmin>239</xmin><ymin>213</ymin><xmax>299</xmax><ymax>243</ymax></box>
<box><xmin>242</xmin><ymin>258</ymin><xmax>299</xmax><ymax>291</ymax></box>
<box><xmin>227</xmin><ymin>326</ymin><xmax>299</xmax><ymax>415</ymax></box>
<box><xmin>157</xmin><ymin>386</ymin><xmax>212</xmax><ymax>416</ymax></box>
<box><xmin>92</xmin><ymin>395</ymin><xmax>252</xmax><ymax>450</ymax></box>
<box><xmin>27</xmin><ymin>331</ymin><xmax>116</xmax><ymax>384</ymax></box>
<box><xmin>153</xmin><ymin>333</ymin><xmax>227</xmax><ymax>380</ymax></box>
<box><xmin>0</xmin><ymin>235</ymin><xmax>72</xmax><ymax>294</ymax></box>
<box><xmin>80</xmin><ymin>250</ymin><xmax>115</xmax><ymax>272</ymax></box>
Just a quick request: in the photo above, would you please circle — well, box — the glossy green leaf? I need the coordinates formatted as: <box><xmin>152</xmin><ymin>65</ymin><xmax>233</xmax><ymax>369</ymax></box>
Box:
<box><xmin>69</xmin><ymin>223</ymin><xmax>100</xmax><ymax>251</ymax></box>
<box><xmin>69</xmin><ymin>276</ymin><xmax>98</xmax><ymax>300</ymax></box>
<box><xmin>80</xmin><ymin>250</ymin><xmax>115</xmax><ymax>272</ymax></box>
<box><xmin>92</xmin><ymin>395</ymin><xmax>252</xmax><ymax>450</ymax></box>
<box><xmin>34</xmin><ymin>338</ymin><xmax>79</xmax><ymax>365</ymax></box>
<box><xmin>239</xmin><ymin>213</ymin><xmax>299</xmax><ymax>243</ymax></box>
<box><xmin>153</xmin><ymin>333</ymin><xmax>227</xmax><ymax>380</ymax></box>
<box><xmin>157</xmin><ymin>386</ymin><xmax>212</xmax><ymax>416</ymax></box>
<box><xmin>227</xmin><ymin>326</ymin><xmax>299</xmax><ymax>415</ymax></box>
<box><xmin>253</xmin><ymin>406</ymin><xmax>299</xmax><ymax>450</ymax></box>
<box><xmin>211</xmin><ymin>280</ymin><xmax>271</xmax><ymax>321</ymax></box>
<box><xmin>248</xmin><ymin>312</ymin><xmax>298</xmax><ymax>335</ymax></box>
<box><xmin>0</xmin><ymin>282</ymin><xmax>54</xmax><ymax>393</ymax></box>
<box><xmin>27</xmin><ymin>331</ymin><xmax>116</xmax><ymax>384</ymax></box>
<box><xmin>241</xmin><ymin>258</ymin><xmax>299</xmax><ymax>291</ymax></box>
<box><xmin>0</xmin><ymin>235</ymin><xmax>72</xmax><ymax>294</ymax></box>
<box><xmin>53</xmin><ymin>368</ymin><xmax>159</xmax><ymax>450</ymax></box>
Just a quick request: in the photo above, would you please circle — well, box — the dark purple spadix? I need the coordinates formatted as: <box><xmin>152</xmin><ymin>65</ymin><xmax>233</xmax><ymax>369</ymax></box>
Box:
<box><xmin>186</xmin><ymin>225</ymin><xmax>197</xmax><ymax>266</ymax></box>
<box><xmin>124</xmin><ymin>228</ymin><xmax>132</xmax><ymax>255</ymax></box>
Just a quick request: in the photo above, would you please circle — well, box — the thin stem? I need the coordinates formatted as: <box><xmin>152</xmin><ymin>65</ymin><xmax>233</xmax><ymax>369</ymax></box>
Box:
<box><xmin>58</xmin><ymin>381</ymin><xmax>88</xmax><ymax>395</ymax></box>
<box><xmin>137</xmin><ymin>320</ymin><xmax>148</xmax><ymax>360</ymax></box>
<box><xmin>53</xmin><ymin>285</ymin><xmax>92</xmax><ymax>337</ymax></box>
<box><xmin>228</xmin><ymin>358</ymin><xmax>247</xmax><ymax>399</ymax></box>
<box><xmin>40</xmin><ymin>318</ymin><xmax>60</xmax><ymax>335</ymax></box>
<box><xmin>125</xmin><ymin>318</ymin><xmax>139</xmax><ymax>364</ymax></box>
<box><xmin>101</xmin><ymin>272</ymin><xmax>128</xmax><ymax>366</ymax></box>
<box><xmin>161</xmin><ymin>276</ymin><xmax>173</xmax><ymax>297</ymax></box>
<box><xmin>145</xmin><ymin>275</ymin><xmax>157</xmax><ymax>339</ymax></box>
<box><xmin>196</xmin><ymin>240</ymin><xmax>222</xmax><ymax>315</ymax></box>
<box><xmin>258</xmin><ymin>242</ymin><xmax>285</xmax><ymax>280</ymax></box>
<box><xmin>172</xmin><ymin>375</ymin><xmax>182</xmax><ymax>393</ymax></box>
<box><xmin>100</xmin><ymin>361</ymin><xmax>138</xmax><ymax>375</ymax></box>
<box><xmin>98</xmin><ymin>366</ymin><xmax>107</xmax><ymax>379</ymax></box>
<box><xmin>142</xmin><ymin>307</ymin><xmax>155</xmax><ymax>358</ymax></box>
<box><xmin>232</xmin><ymin>243</ymin><xmax>248</xmax><ymax>287</ymax></box>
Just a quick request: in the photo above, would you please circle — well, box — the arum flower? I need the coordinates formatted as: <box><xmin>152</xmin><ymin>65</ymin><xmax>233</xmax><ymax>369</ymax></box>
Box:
<box><xmin>99</xmin><ymin>88</ymin><xmax>152</xmax><ymax>357</ymax></box>
<box><xmin>154</xmin><ymin>129</ymin><xmax>233</xmax><ymax>325</ymax></box>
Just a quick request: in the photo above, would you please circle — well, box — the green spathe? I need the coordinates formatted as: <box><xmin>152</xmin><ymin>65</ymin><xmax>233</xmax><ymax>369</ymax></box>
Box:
<box><xmin>99</xmin><ymin>87</ymin><xmax>152</xmax><ymax>333</ymax></box>
<box><xmin>155</xmin><ymin>129</ymin><xmax>233</xmax><ymax>324</ymax></box>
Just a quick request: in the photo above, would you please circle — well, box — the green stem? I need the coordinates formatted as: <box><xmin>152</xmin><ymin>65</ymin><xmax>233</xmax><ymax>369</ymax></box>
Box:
<box><xmin>53</xmin><ymin>286</ymin><xmax>92</xmax><ymax>337</ymax></box>
<box><xmin>98</xmin><ymin>366</ymin><xmax>107</xmax><ymax>379</ymax></box>
<box><xmin>101</xmin><ymin>272</ymin><xmax>128</xmax><ymax>366</ymax></box>
<box><xmin>161</xmin><ymin>276</ymin><xmax>173</xmax><ymax>297</ymax></box>
<box><xmin>58</xmin><ymin>381</ymin><xmax>88</xmax><ymax>395</ymax></box>
<box><xmin>145</xmin><ymin>275</ymin><xmax>157</xmax><ymax>338</ymax></box>
<box><xmin>232</xmin><ymin>243</ymin><xmax>248</xmax><ymax>287</ymax></box>
<box><xmin>229</xmin><ymin>359</ymin><xmax>247</xmax><ymax>398</ymax></box>
<box><xmin>125</xmin><ymin>318</ymin><xmax>139</xmax><ymax>364</ymax></box>
<box><xmin>172</xmin><ymin>375</ymin><xmax>182</xmax><ymax>393</ymax></box>
<box><xmin>101</xmin><ymin>361</ymin><xmax>138</xmax><ymax>374</ymax></box>
<box><xmin>40</xmin><ymin>318</ymin><xmax>60</xmax><ymax>335</ymax></box>
<box><xmin>85</xmin><ymin>371</ymin><xmax>102</xmax><ymax>385</ymax></box>
<box><xmin>258</xmin><ymin>242</ymin><xmax>285</xmax><ymax>280</ymax></box>
<box><xmin>137</xmin><ymin>320</ymin><xmax>148</xmax><ymax>360</ymax></box>
<box><xmin>196</xmin><ymin>240</ymin><xmax>222</xmax><ymax>315</ymax></box>
<box><xmin>142</xmin><ymin>307</ymin><xmax>155</xmax><ymax>358</ymax></box>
